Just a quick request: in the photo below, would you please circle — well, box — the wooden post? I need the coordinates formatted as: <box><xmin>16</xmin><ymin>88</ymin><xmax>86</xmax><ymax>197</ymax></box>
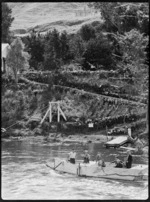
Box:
<box><xmin>57</xmin><ymin>102</ymin><xmax>60</xmax><ymax>122</ymax></box>
<box><xmin>40</xmin><ymin>108</ymin><xmax>50</xmax><ymax>124</ymax></box>
<box><xmin>49</xmin><ymin>102</ymin><xmax>52</xmax><ymax>122</ymax></box>
<box><xmin>58</xmin><ymin>105</ymin><xmax>67</xmax><ymax>121</ymax></box>
<box><xmin>106</xmin><ymin>125</ymin><xmax>108</xmax><ymax>141</ymax></box>
<box><xmin>41</xmin><ymin>101</ymin><xmax>67</xmax><ymax>124</ymax></box>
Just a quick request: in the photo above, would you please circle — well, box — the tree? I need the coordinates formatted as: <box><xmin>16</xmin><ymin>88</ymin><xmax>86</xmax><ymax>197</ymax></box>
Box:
<box><xmin>43</xmin><ymin>29</ymin><xmax>62</xmax><ymax>71</ymax></box>
<box><xmin>89</xmin><ymin>2</ymin><xmax>149</xmax><ymax>134</ymax></box>
<box><xmin>82</xmin><ymin>34</ymin><xmax>114</xmax><ymax>70</ymax></box>
<box><xmin>6</xmin><ymin>37</ymin><xmax>30</xmax><ymax>83</ymax></box>
<box><xmin>118</xmin><ymin>29</ymin><xmax>148</xmax><ymax>67</ymax></box>
<box><xmin>69</xmin><ymin>34</ymin><xmax>85</xmax><ymax>63</ymax></box>
<box><xmin>60</xmin><ymin>31</ymin><xmax>70</xmax><ymax>63</ymax></box>
<box><xmin>80</xmin><ymin>24</ymin><xmax>96</xmax><ymax>41</ymax></box>
<box><xmin>2</xmin><ymin>90</ymin><xmax>26</xmax><ymax>128</ymax></box>
<box><xmin>2</xmin><ymin>3</ymin><xmax>14</xmax><ymax>43</ymax></box>
<box><xmin>88</xmin><ymin>2</ymin><xmax>149</xmax><ymax>35</ymax></box>
<box><xmin>24</xmin><ymin>31</ymin><xmax>44</xmax><ymax>70</ymax></box>
<box><xmin>50</xmin><ymin>29</ymin><xmax>61</xmax><ymax>59</ymax></box>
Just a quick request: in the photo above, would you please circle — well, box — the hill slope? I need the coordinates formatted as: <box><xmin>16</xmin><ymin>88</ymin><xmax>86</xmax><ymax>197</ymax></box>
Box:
<box><xmin>8</xmin><ymin>2</ymin><xmax>102</xmax><ymax>35</ymax></box>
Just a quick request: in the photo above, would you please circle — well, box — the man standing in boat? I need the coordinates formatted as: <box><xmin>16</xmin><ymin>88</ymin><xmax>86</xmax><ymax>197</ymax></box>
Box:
<box><xmin>124</xmin><ymin>150</ymin><xmax>133</xmax><ymax>168</ymax></box>
<box><xmin>96</xmin><ymin>152</ymin><xmax>106</xmax><ymax>167</ymax></box>
<box><xmin>83</xmin><ymin>150</ymin><xmax>90</xmax><ymax>163</ymax></box>
<box><xmin>68</xmin><ymin>149</ymin><xmax>76</xmax><ymax>164</ymax></box>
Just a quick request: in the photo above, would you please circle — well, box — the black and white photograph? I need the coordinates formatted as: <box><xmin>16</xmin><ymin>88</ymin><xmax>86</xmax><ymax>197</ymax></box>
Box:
<box><xmin>1</xmin><ymin>2</ymin><xmax>149</xmax><ymax>200</ymax></box>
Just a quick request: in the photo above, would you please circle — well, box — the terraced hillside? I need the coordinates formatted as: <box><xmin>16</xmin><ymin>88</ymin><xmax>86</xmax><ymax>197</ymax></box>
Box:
<box><xmin>14</xmin><ymin>70</ymin><xmax>147</xmax><ymax>135</ymax></box>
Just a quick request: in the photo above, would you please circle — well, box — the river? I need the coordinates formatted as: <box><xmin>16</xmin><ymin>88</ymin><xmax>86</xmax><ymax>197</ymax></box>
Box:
<box><xmin>1</xmin><ymin>136</ymin><xmax>148</xmax><ymax>200</ymax></box>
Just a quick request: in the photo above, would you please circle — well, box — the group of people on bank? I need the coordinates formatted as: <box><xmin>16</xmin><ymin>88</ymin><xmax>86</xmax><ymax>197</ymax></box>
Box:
<box><xmin>68</xmin><ymin>149</ymin><xmax>133</xmax><ymax>169</ymax></box>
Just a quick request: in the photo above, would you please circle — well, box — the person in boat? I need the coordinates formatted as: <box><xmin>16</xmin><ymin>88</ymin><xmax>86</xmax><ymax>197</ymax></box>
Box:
<box><xmin>68</xmin><ymin>149</ymin><xmax>76</xmax><ymax>164</ymax></box>
<box><xmin>96</xmin><ymin>152</ymin><xmax>106</xmax><ymax>167</ymax></box>
<box><xmin>83</xmin><ymin>150</ymin><xmax>90</xmax><ymax>163</ymax></box>
<box><xmin>112</xmin><ymin>155</ymin><xmax>124</xmax><ymax>168</ymax></box>
<box><xmin>124</xmin><ymin>150</ymin><xmax>133</xmax><ymax>168</ymax></box>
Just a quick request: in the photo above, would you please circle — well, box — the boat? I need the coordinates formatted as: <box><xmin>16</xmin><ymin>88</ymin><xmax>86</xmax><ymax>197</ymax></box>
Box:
<box><xmin>46</xmin><ymin>158</ymin><xmax>148</xmax><ymax>181</ymax></box>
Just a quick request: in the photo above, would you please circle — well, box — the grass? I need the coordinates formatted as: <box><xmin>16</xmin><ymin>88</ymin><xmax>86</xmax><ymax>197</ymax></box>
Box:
<box><xmin>8</xmin><ymin>2</ymin><xmax>102</xmax><ymax>34</ymax></box>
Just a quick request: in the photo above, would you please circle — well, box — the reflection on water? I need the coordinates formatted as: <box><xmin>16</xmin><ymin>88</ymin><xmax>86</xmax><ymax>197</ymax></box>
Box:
<box><xmin>1</xmin><ymin>136</ymin><xmax>148</xmax><ymax>200</ymax></box>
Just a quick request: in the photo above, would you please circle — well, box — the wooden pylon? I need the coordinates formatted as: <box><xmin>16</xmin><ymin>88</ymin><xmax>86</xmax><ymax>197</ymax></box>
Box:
<box><xmin>40</xmin><ymin>101</ymin><xmax>67</xmax><ymax>124</ymax></box>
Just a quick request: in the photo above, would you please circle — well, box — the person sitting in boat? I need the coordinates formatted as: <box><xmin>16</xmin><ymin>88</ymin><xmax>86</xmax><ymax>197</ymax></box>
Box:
<box><xmin>96</xmin><ymin>152</ymin><xmax>106</xmax><ymax>167</ymax></box>
<box><xmin>68</xmin><ymin>149</ymin><xmax>76</xmax><ymax>164</ymax></box>
<box><xmin>112</xmin><ymin>155</ymin><xmax>124</xmax><ymax>168</ymax></box>
<box><xmin>83</xmin><ymin>150</ymin><xmax>90</xmax><ymax>163</ymax></box>
<box><xmin>124</xmin><ymin>150</ymin><xmax>133</xmax><ymax>168</ymax></box>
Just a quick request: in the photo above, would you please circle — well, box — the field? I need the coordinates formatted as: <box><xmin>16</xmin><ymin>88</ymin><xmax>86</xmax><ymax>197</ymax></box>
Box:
<box><xmin>8</xmin><ymin>2</ymin><xmax>102</xmax><ymax>35</ymax></box>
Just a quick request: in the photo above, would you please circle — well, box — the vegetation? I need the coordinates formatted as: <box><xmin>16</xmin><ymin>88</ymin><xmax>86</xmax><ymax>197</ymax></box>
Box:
<box><xmin>6</xmin><ymin>37</ymin><xmax>30</xmax><ymax>83</ymax></box>
<box><xmin>1</xmin><ymin>3</ymin><xmax>149</xmax><ymax>141</ymax></box>
<box><xmin>2</xmin><ymin>3</ymin><xmax>14</xmax><ymax>43</ymax></box>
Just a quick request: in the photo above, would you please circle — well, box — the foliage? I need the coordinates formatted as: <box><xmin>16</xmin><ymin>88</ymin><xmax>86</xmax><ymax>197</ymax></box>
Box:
<box><xmin>43</xmin><ymin>29</ymin><xmax>71</xmax><ymax>70</ymax></box>
<box><xmin>89</xmin><ymin>2</ymin><xmax>149</xmax><ymax>35</ymax></box>
<box><xmin>60</xmin><ymin>31</ymin><xmax>72</xmax><ymax>63</ymax></box>
<box><xmin>61</xmin><ymin>63</ymin><xmax>82</xmax><ymax>71</ymax></box>
<box><xmin>2</xmin><ymin>90</ymin><xmax>26</xmax><ymax>128</ymax></box>
<box><xmin>116</xmin><ymin>29</ymin><xmax>148</xmax><ymax>66</ymax></box>
<box><xmin>24</xmin><ymin>70</ymin><xmax>147</xmax><ymax>104</ymax></box>
<box><xmin>2</xmin><ymin>3</ymin><xmax>14</xmax><ymax>43</ymax></box>
<box><xmin>82</xmin><ymin>33</ymin><xmax>115</xmax><ymax>70</ymax></box>
<box><xmin>80</xmin><ymin>24</ymin><xmax>96</xmax><ymax>41</ymax></box>
<box><xmin>116</xmin><ymin>29</ymin><xmax>148</xmax><ymax>95</ymax></box>
<box><xmin>23</xmin><ymin>32</ymin><xmax>45</xmax><ymax>70</ymax></box>
<box><xmin>6</xmin><ymin>37</ymin><xmax>30</xmax><ymax>83</ymax></box>
<box><xmin>89</xmin><ymin>2</ymin><xmax>149</xmax><ymax>106</ymax></box>
<box><xmin>69</xmin><ymin>33</ymin><xmax>85</xmax><ymax>63</ymax></box>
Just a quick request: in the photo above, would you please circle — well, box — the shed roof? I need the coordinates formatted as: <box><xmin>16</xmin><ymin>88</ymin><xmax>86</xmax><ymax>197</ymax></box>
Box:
<box><xmin>1</xmin><ymin>43</ymin><xmax>10</xmax><ymax>58</ymax></box>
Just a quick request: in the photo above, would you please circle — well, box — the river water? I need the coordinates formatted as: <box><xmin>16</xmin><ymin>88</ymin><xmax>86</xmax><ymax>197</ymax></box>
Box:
<box><xmin>1</xmin><ymin>136</ymin><xmax>148</xmax><ymax>200</ymax></box>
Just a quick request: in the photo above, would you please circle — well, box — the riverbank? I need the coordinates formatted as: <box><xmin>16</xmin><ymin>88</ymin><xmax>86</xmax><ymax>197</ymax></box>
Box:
<box><xmin>3</xmin><ymin>129</ymin><xmax>148</xmax><ymax>156</ymax></box>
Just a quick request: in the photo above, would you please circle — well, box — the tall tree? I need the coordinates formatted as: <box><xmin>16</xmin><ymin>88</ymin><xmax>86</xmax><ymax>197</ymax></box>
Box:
<box><xmin>80</xmin><ymin>24</ymin><xmax>96</xmax><ymax>41</ymax></box>
<box><xmin>82</xmin><ymin>33</ymin><xmax>114</xmax><ymax>70</ymax></box>
<box><xmin>2</xmin><ymin>3</ymin><xmax>14</xmax><ymax>43</ymax></box>
<box><xmin>89</xmin><ymin>2</ymin><xmax>149</xmax><ymax>134</ymax></box>
<box><xmin>6</xmin><ymin>37</ymin><xmax>29</xmax><ymax>83</ymax></box>
<box><xmin>43</xmin><ymin>29</ymin><xmax>61</xmax><ymax>71</ymax></box>
<box><xmin>69</xmin><ymin>34</ymin><xmax>85</xmax><ymax>63</ymax></box>
<box><xmin>60</xmin><ymin>31</ymin><xmax>70</xmax><ymax>63</ymax></box>
<box><xmin>88</xmin><ymin>2</ymin><xmax>149</xmax><ymax>35</ymax></box>
<box><xmin>116</xmin><ymin>29</ymin><xmax>148</xmax><ymax>95</ymax></box>
<box><xmin>24</xmin><ymin>31</ymin><xmax>44</xmax><ymax>70</ymax></box>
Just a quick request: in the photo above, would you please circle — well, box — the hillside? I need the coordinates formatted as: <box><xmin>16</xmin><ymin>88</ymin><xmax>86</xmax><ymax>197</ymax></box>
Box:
<box><xmin>8</xmin><ymin>2</ymin><xmax>102</xmax><ymax>35</ymax></box>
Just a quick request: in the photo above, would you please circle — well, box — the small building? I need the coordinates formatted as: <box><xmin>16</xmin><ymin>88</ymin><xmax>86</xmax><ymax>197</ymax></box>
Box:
<box><xmin>1</xmin><ymin>43</ymin><xmax>10</xmax><ymax>73</ymax></box>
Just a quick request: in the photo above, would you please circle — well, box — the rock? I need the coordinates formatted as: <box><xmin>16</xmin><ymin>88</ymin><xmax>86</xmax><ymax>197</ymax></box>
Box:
<box><xmin>142</xmin><ymin>146</ymin><xmax>148</xmax><ymax>154</ymax></box>
<box><xmin>56</xmin><ymin>133</ymin><xmax>62</xmax><ymax>138</ymax></box>
<box><xmin>134</xmin><ymin>139</ymin><xmax>144</xmax><ymax>148</ymax></box>
<box><xmin>33</xmin><ymin>128</ymin><xmax>42</xmax><ymax>136</ymax></box>
<box><xmin>132</xmin><ymin>147</ymin><xmax>143</xmax><ymax>155</ymax></box>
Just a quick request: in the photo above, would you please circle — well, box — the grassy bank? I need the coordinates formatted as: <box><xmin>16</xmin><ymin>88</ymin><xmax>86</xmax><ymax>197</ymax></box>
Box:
<box><xmin>2</xmin><ymin>74</ymin><xmax>147</xmax><ymax>139</ymax></box>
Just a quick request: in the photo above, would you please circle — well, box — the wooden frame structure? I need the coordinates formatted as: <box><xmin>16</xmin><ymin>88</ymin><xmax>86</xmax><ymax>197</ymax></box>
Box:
<box><xmin>40</xmin><ymin>101</ymin><xmax>67</xmax><ymax>124</ymax></box>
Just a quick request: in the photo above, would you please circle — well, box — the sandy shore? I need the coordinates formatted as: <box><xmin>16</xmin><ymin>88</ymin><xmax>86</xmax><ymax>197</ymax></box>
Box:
<box><xmin>49</xmin><ymin>131</ymin><xmax>112</xmax><ymax>144</ymax></box>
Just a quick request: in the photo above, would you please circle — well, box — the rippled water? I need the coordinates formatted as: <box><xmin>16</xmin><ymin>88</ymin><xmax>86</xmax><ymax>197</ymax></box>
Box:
<box><xmin>1</xmin><ymin>136</ymin><xmax>148</xmax><ymax>200</ymax></box>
